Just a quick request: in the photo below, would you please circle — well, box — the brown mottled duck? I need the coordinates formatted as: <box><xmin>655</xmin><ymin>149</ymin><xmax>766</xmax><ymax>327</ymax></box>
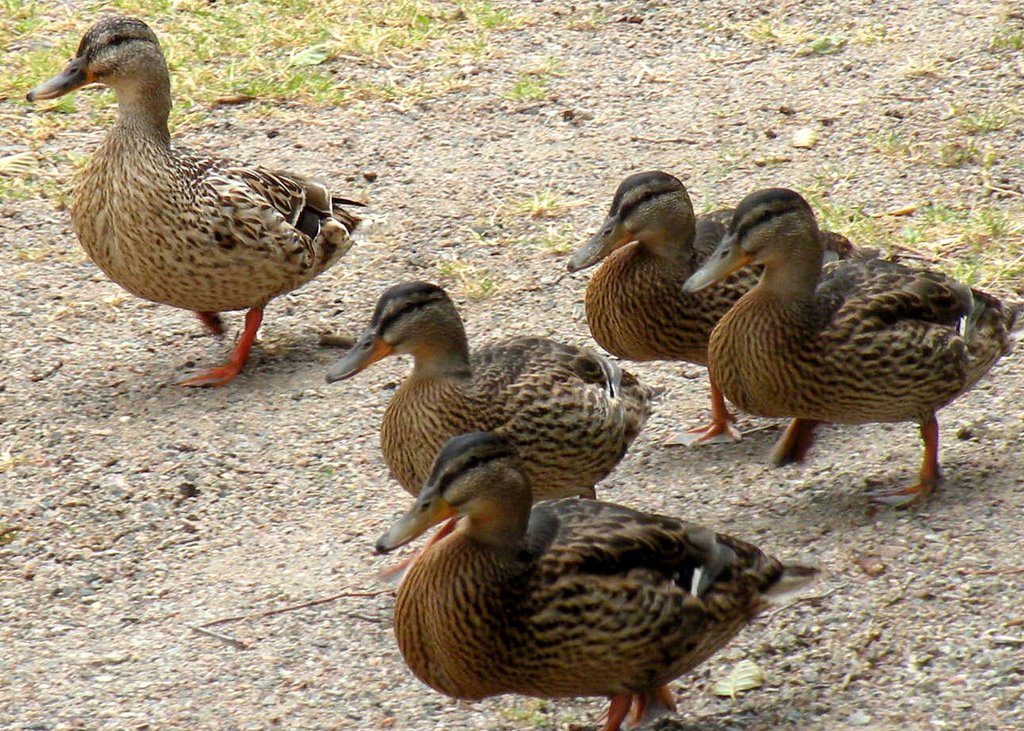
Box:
<box><xmin>26</xmin><ymin>17</ymin><xmax>364</xmax><ymax>386</ymax></box>
<box><xmin>684</xmin><ymin>187</ymin><xmax>1022</xmax><ymax>506</ymax></box>
<box><xmin>377</xmin><ymin>431</ymin><xmax>820</xmax><ymax>731</ymax></box>
<box><xmin>568</xmin><ymin>171</ymin><xmax>854</xmax><ymax>445</ymax></box>
<box><xmin>325</xmin><ymin>281</ymin><xmax>652</xmax><ymax>500</ymax></box>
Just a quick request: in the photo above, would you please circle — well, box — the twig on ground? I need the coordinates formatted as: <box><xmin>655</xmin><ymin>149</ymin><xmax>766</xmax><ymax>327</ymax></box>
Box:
<box><xmin>199</xmin><ymin>589</ymin><xmax>393</xmax><ymax>627</ymax></box>
<box><xmin>983</xmin><ymin>183</ymin><xmax>1023</xmax><ymax>198</ymax></box>
<box><xmin>187</xmin><ymin>624</ymin><xmax>250</xmax><ymax>650</ymax></box>
<box><xmin>717</xmin><ymin>55</ymin><xmax>766</xmax><ymax>67</ymax></box>
<box><xmin>629</xmin><ymin>135</ymin><xmax>698</xmax><ymax>145</ymax></box>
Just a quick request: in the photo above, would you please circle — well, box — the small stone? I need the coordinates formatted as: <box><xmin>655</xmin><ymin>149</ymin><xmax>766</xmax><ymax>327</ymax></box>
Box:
<box><xmin>847</xmin><ymin>710</ymin><xmax>872</xmax><ymax>726</ymax></box>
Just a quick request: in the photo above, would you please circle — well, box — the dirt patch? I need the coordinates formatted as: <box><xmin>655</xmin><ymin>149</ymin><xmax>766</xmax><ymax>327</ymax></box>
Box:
<box><xmin>2</xmin><ymin>1</ymin><xmax>1023</xmax><ymax>730</ymax></box>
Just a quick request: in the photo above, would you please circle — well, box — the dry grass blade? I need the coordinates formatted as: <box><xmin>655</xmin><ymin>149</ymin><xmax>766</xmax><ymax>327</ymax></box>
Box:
<box><xmin>0</xmin><ymin>152</ymin><xmax>37</xmax><ymax>177</ymax></box>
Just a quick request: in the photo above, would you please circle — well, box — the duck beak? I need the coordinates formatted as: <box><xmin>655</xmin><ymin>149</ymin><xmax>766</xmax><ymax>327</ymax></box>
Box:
<box><xmin>375</xmin><ymin>491</ymin><xmax>458</xmax><ymax>554</ymax></box>
<box><xmin>325</xmin><ymin>329</ymin><xmax>392</xmax><ymax>383</ymax></box>
<box><xmin>567</xmin><ymin>216</ymin><xmax>632</xmax><ymax>273</ymax></box>
<box><xmin>27</xmin><ymin>58</ymin><xmax>90</xmax><ymax>101</ymax></box>
<box><xmin>682</xmin><ymin>233</ymin><xmax>752</xmax><ymax>293</ymax></box>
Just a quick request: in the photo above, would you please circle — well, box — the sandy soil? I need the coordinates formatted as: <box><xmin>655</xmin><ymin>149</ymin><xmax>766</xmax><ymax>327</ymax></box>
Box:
<box><xmin>2</xmin><ymin>1</ymin><xmax>1023</xmax><ymax>730</ymax></box>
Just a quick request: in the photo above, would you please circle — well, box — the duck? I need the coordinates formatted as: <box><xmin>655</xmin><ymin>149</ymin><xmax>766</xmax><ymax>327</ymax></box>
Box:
<box><xmin>325</xmin><ymin>281</ymin><xmax>652</xmax><ymax>500</ymax></box>
<box><xmin>376</xmin><ymin>431</ymin><xmax>820</xmax><ymax>731</ymax></box>
<box><xmin>683</xmin><ymin>187</ymin><xmax>1023</xmax><ymax>506</ymax></box>
<box><xmin>568</xmin><ymin>171</ymin><xmax>854</xmax><ymax>445</ymax></box>
<box><xmin>26</xmin><ymin>16</ymin><xmax>364</xmax><ymax>387</ymax></box>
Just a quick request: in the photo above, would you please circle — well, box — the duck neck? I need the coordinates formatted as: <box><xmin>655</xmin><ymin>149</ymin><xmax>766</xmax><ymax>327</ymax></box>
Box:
<box><xmin>408</xmin><ymin>322</ymin><xmax>473</xmax><ymax>380</ymax></box>
<box><xmin>112</xmin><ymin>75</ymin><xmax>172</xmax><ymax>146</ymax></box>
<box><xmin>756</xmin><ymin>234</ymin><xmax>824</xmax><ymax>301</ymax></box>
<box><xmin>637</xmin><ymin>227</ymin><xmax>693</xmax><ymax>265</ymax></box>
<box><xmin>461</xmin><ymin>472</ymin><xmax>532</xmax><ymax>552</ymax></box>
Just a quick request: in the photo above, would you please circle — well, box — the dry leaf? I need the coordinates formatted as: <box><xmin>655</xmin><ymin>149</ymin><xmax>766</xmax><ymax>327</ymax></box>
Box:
<box><xmin>791</xmin><ymin>127</ymin><xmax>818</xmax><ymax>149</ymax></box>
<box><xmin>712</xmin><ymin>659</ymin><xmax>766</xmax><ymax>698</ymax></box>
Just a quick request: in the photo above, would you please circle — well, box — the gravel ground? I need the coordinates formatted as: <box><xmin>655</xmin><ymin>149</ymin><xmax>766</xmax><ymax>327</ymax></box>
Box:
<box><xmin>2</xmin><ymin>1</ymin><xmax>1023</xmax><ymax>730</ymax></box>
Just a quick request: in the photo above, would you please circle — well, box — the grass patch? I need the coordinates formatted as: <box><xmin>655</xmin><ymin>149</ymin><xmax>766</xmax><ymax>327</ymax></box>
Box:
<box><xmin>902</xmin><ymin>55</ymin><xmax>940</xmax><ymax>77</ymax></box>
<box><xmin>436</xmin><ymin>258</ymin><xmax>498</xmax><ymax>299</ymax></box>
<box><xmin>515</xmin><ymin>221</ymin><xmax>578</xmax><ymax>255</ymax></box>
<box><xmin>936</xmin><ymin>140</ymin><xmax>980</xmax><ymax>168</ymax></box>
<box><xmin>510</xmin><ymin>189</ymin><xmax>571</xmax><ymax>219</ymax></box>
<box><xmin>742</xmin><ymin>15</ymin><xmax>815</xmax><ymax>47</ymax></box>
<box><xmin>802</xmin><ymin>191</ymin><xmax>1024</xmax><ymax>290</ymax></box>
<box><xmin>957</xmin><ymin>104</ymin><xmax>1017</xmax><ymax>134</ymax></box>
<box><xmin>799</xmin><ymin>34</ymin><xmax>847</xmax><ymax>56</ymax></box>
<box><xmin>1</xmin><ymin>0</ymin><xmax>528</xmax><ymax>197</ymax></box>
<box><xmin>503</xmin><ymin>59</ymin><xmax>561</xmax><ymax>102</ymax></box>
<box><xmin>869</xmin><ymin>130</ymin><xmax>915</xmax><ymax>159</ymax></box>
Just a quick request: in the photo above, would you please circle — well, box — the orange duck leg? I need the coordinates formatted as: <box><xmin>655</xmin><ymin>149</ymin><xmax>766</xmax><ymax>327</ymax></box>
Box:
<box><xmin>178</xmin><ymin>308</ymin><xmax>263</xmax><ymax>388</ymax></box>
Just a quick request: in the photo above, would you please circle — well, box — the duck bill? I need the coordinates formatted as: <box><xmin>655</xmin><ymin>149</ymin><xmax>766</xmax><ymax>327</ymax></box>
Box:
<box><xmin>325</xmin><ymin>329</ymin><xmax>392</xmax><ymax>383</ymax></box>
<box><xmin>27</xmin><ymin>58</ymin><xmax>90</xmax><ymax>101</ymax></box>
<box><xmin>682</xmin><ymin>234</ymin><xmax>752</xmax><ymax>293</ymax></box>
<box><xmin>566</xmin><ymin>217</ymin><xmax>632</xmax><ymax>273</ymax></box>
<box><xmin>375</xmin><ymin>493</ymin><xmax>458</xmax><ymax>554</ymax></box>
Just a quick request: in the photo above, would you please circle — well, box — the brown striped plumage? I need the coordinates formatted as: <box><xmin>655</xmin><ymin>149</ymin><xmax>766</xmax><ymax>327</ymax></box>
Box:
<box><xmin>27</xmin><ymin>17</ymin><xmax>364</xmax><ymax>386</ymax></box>
<box><xmin>568</xmin><ymin>171</ymin><xmax>853</xmax><ymax>444</ymax></box>
<box><xmin>685</xmin><ymin>188</ymin><xmax>1023</xmax><ymax>506</ymax></box>
<box><xmin>377</xmin><ymin>432</ymin><xmax>819</xmax><ymax>730</ymax></box>
<box><xmin>326</xmin><ymin>282</ymin><xmax>652</xmax><ymax>500</ymax></box>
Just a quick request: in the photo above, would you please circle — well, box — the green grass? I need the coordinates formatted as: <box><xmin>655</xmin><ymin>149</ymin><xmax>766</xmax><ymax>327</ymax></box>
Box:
<box><xmin>504</xmin><ymin>72</ymin><xmax>551</xmax><ymax>102</ymax></box>
<box><xmin>990</xmin><ymin>24</ymin><xmax>1024</xmax><ymax>51</ymax></box>
<box><xmin>869</xmin><ymin>130</ymin><xmax>915</xmax><ymax>159</ymax></box>
<box><xmin>957</xmin><ymin>104</ymin><xmax>1017</xmax><ymax>134</ymax></box>
<box><xmin>0</xmin><ymin>524</ymin><xmax>18</xmax><ymax>546</ymax></box>
<box><xmin>0</xmin><ymin>0</ymin><xmax>528</xmax><ymax>200</ymax></box>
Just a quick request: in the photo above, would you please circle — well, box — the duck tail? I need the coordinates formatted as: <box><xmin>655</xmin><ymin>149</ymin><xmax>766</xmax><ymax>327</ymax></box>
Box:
<box><xmin>617</xmin><ymin>367</ymin><xmax>655</xmax><ymax>444</ymax></box>
<box><xmin>960</xmin><ymin>291</ymin><xmax>1023</xmax><ymax>389</ymax></box>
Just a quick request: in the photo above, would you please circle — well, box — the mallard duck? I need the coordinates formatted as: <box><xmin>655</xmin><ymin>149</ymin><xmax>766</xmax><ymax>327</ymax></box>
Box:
<box><xmin>26</xmin><ymin>16</ymin><xmax>364</xmax><ymax>386</ymax></box>
<box><xmin>568</xmin><ymin>171</ymin><xmax>854</xmax><ymax>445</ymax></box>
<box><xmin>684</xmin><ymin>187</ymin><xmax>1023</xmax><ymax>506</ymax></box>
<box><xmin>377</xmin><ymin>431</ymin><xmax>819</xmax><ymax>731</ymax></box>
<box><xmin>326</xmin><ymin>281</ymin><xmax>652</xmax><ymax>500</ymax></box>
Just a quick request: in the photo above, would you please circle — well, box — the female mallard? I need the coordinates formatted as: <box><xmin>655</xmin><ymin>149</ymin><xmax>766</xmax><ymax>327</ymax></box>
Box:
<box><xmin>325</xmin><ymin>281</ymin><xmax>652</xmax><ymax>500</ymax></box>
<box><xmin>377</xmin><ymin>431</ymin><xmax>819</xmax><ymax>731</ymax></box>
<box><xmin>26</xmin><ymin>17</ymin><xmax>364</xmax><ymax>386</ymax></box>
<box><xmin>568</xmin><ymin>171</ymin><xmax>854</xmax><ymax>445</ymax></box>
<box><xmin>684</xmin><ymin>188</ymin><xmax>1022</xmax><ymax>506</ymax></box>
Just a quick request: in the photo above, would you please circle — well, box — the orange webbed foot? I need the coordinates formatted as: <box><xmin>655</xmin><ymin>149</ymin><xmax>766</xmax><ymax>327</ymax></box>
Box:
<box><xmin>868</xmin><ymin>416</ymin><xmax>941</xmax><ymax>508</ymax></box>
<box><xmin>664</xmin><ymin>419</ymin><xmax>742</xmax><ymax>447</ymax></box>
<box><xmin>176</xmin><ymin>363</ymin><xmax>244</xmax><ymax>388</ymax></box>
<box><xmin>868</xmin><ymin>479</ymin><xmax>939</xmax><ymax>508</ymax></box>
<box><xmin>665</xmin><ymin>379</ymin><xmax>741</xmax><ymax>447</ymax></box>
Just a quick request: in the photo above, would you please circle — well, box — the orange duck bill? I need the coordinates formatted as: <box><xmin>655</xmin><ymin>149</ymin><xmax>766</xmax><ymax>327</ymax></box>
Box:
<box><xmin>325</xmin><ymin>329</ymin><xmax>393</xmax><ymax>383</ymax></box>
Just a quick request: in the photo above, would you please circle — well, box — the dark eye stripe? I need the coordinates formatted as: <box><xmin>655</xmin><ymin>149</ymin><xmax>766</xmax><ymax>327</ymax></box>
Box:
<box><xmin>615</xmin><ymin>187</ymin><xmax>673</xmax><ymax>221</ymax></box>
<box><xmin>733</xmin><ymin>207</ymin><xmax>778</xmax><ymax>242</ymax></box>
<box><xmin>378</xmin><ymin>299</ymin><xmax>423</xmax><ymax>333</ymax></box>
